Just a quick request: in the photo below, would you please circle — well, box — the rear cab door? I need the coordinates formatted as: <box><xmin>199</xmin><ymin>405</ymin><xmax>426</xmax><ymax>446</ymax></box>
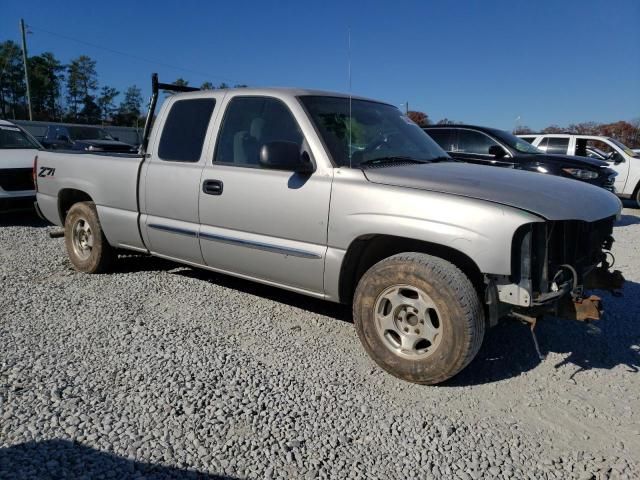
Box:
<box><xmin>197</xmin><ymin>92</ymin><xmax>333</xmax><ymax>296</ymax></box>
<box><xmin>139</xmin><ymin>92</ymin><xmax>223</xmax><ymax>264</ymax></box>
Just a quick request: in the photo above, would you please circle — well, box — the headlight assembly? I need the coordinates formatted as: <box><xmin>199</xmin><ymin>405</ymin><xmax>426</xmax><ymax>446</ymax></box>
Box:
<box><xmin>562</xmin><ymin>168</ymin><xmax>599</xmax><ymax>180</ymax></box>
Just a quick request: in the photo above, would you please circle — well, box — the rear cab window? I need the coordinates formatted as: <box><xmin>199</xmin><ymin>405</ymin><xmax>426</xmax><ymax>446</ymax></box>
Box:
<box><xmin>158</xmin><ymin>98</ymin><xmax>216</xmax><ymax>162</ymax></box>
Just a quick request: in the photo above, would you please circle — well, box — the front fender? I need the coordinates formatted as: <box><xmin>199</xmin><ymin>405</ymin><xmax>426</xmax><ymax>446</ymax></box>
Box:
<box><xmin>328</xmin><ymin>172</ymin><xmax>543</xmax><ymax>276</ymax></box>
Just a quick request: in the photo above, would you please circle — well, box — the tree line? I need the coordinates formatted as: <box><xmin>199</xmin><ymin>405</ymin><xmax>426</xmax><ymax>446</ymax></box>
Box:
<box><xmin>0</xmin><ymin>40</ymin><xmax>246</xmax><ymax>127</ymax></box>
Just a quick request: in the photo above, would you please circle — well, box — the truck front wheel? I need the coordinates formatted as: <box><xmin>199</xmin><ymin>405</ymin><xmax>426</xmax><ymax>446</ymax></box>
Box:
<box><xmin>353</xmin><ymin>252</ymin><xmax>485</xmax><ymax>385</ymax></box>
<box><xmin>64</xmin><ymin>201</ymin><xmax>114</xmax><ymax>273</ymax></box>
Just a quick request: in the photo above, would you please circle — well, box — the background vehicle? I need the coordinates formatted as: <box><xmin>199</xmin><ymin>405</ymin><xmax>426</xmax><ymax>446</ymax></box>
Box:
<box><xmin>519</xmin><ymin>133</ymin><xmax>640</xmax><ymax>206</ymax></box>
<box><xmin>104</xmin><ymin>126</ymin><xmax>142</xmax><ymax>148</ymax></box>
<box><xmin>0</xmin><ymin>120</ymin><xmax>40</xmax><ymax>211</ymax></box>
<box><xmin>425</xmin><ymin>125</ymin><xmax>616</xmax><ymax>191</ymax></box>
<box><xmin>14</xmin><ymin>120</ymin><xmax>142</xmax><ymax>149</ymax></box>
<box><xmin>34</xmin><ymin>78</ymin><xmax>624</xmax><ymax>385</ymax></box>
<box><xmin>39</xmin><ymin>124</ymin><xmax>135</xmax><ymax>152</ymax></box>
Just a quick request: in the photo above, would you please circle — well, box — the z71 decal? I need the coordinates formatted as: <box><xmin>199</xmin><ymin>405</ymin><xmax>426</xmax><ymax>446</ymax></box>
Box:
<box><xmin>38</xmin><ymin>167</ymin><xmax>56</xmax><ymax>178</ymax></box>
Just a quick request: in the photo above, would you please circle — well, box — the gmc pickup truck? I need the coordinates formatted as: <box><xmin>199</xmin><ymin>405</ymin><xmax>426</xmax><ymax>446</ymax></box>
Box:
<box><xmin>34</xmin><ymin>76</ymin><xmax>625</xmax><ymax>384</ymax></box>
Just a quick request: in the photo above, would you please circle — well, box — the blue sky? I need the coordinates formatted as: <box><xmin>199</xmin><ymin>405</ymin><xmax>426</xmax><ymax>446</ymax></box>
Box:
<box><xmin>2</xmin><ymin>0</ymin><xmax>639</xmax><ymax>130</ymax></box>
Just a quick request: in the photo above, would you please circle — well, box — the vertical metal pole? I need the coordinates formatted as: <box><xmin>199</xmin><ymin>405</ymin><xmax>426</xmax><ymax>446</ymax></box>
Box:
<box><xmin>20</xmin><ymin>19</ymin><xmax>33</xmax><ymax>120</ymax></box>
<box><xmin>405</xmin><ymin>101</ymin><xmax>409</xmax><ymax>115</ymax></box>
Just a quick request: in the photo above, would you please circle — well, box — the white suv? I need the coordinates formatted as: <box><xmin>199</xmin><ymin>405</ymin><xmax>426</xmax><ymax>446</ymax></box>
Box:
<box><xmin>519</xmin><ymin>133</ymin><xmax>640</xmax><ymax>207</ymax></box>
<box><xmin>0</xmin><ymin>120</ymin><xmax>40</xmax><ymax>211</ymax></box>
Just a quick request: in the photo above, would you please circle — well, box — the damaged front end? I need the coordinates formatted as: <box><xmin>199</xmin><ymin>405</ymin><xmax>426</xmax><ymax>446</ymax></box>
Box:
<box><xmin>486</xmin><ymin>215</ymin><xmax>625</xmax><ymax>326</ymax></box>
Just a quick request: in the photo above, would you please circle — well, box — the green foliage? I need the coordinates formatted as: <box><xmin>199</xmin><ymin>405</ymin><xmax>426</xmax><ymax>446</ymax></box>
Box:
<box><xmin>97</xmin><ymin>86</ymin><xmax>119</xmax><ymax>122</ymax></box>
<box><xmin>115</xmin><ymin>85</ymin><xmax>143</xmax><ymax>127</ymax></box>
<box><xmin>66</xmin><ymin>55</ymin><xmax>98</xmax><ymax>121</ymax></box>
<box><xmin>28</xmin><ymin>52</ymin><xmax>65</xmax><ymax>120</ymax></box>
<box><xmin>0</xmin><ymin>40</ymin><xmax>26</xmax><ymax>118</ymax></box>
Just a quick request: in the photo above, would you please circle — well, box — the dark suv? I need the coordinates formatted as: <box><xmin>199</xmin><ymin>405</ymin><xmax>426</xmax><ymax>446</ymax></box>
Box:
<box><xmin>424</xmin><ymin>125</ymin><xmax>616</xmax><ymax>191</ymax></box>
<box><xmin>41</xmin><ymin>124</ymin><xmax>136</xmax><ymax>152</ymax></box>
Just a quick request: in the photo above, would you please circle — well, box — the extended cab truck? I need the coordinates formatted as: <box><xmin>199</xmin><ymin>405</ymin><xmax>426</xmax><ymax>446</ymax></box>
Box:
<box><xmin>518</xmin><ymin>133</ymin><xmax>640</xmax><ymax>207</ymax></box>
<box><xmin>35</xmin><ymin>79</ymin><xmax>625</xmax><ymax>384</ymax></box>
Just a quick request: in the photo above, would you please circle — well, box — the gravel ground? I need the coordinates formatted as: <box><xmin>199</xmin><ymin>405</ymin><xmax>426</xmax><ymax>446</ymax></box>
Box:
<box><xmin>1</xmin><ymin>205</ymin><xmax>639</xmax><ymax>479</ymax></box>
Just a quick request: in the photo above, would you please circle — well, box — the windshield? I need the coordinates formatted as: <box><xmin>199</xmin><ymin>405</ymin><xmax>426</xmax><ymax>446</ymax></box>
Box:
<box><xmin>0</xmin><ymin>125</ymin><xmax>41</xmax><ymax>149</ymax></box>
<box><xmin>489</xmin><ymin>128</ymin><xmax>543</xmax><ymax>154</ymax></box>
<box><xmin>608</xmin><ymin>137</ymin><xmax>638</xmax><ymax>158</ymax></box>
<box><xmin>67</xmin><ymin>126</ymin><xmax>114</xmax><ymax>141</ymax></box>
<box><xmin>299</xmin><ymin>96</ymin><xmax>449</xmax><ymax>167</ymax></box>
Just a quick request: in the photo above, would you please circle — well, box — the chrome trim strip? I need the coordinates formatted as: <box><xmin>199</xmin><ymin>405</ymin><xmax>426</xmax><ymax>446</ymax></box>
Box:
<box><xmin>199</xmin><ymin>231</ymin><xmax>322</xmax><ymax>259</ymax></box>
<box><xmin>148</xmin><ymin>223</ymin><xmax>198</xmax><ymax>238</ymax></box>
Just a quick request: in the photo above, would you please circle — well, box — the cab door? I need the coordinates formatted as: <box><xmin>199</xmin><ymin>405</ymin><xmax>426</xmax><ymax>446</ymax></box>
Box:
<box><xmin>140</xmin><ymin>94</ymin><xmax>221</xmax><ymax>264</ymax></box>
<box><xmin>197</xmin><ymin>95</ymin><xmax>332</xmax><ymax>295</ymax></box>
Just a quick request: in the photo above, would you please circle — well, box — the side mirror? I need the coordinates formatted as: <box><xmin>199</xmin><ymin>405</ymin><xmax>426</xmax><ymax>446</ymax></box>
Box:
<box><xmin>609</xmin><ymin>151</ymin><xmax>625</xmax><ymax>164</ymax></box>
<box><xmin>259</xmin><ymin>141</ymin><xmax>315</xmax><ymax>173</ymax></box>
<box><xmin>488</xmin><ymin>145</ymin><xmax>507</xmax><ymax>159</ymax></box>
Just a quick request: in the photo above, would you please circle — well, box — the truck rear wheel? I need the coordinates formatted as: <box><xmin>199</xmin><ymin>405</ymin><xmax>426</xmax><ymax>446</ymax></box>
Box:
<box><xmin>353</xmin><ymin>252</ymin><xmax>485</xmax><ymax>385</ymax></box>
<box><xmin>64</xmin><ymin>201</ymin><xmax>114</xmax><ymax>273</ymax></box>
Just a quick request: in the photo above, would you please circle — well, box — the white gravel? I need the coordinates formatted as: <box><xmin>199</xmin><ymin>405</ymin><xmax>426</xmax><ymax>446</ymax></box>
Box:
<box><xmin>1</xmin><ymin>204</ymin><xmax>639</xmax><ymax>479</ymax></box>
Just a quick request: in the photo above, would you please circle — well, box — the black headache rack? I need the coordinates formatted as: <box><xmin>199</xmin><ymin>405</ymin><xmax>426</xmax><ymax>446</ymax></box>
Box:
<box><xmin>139</xmin><ymin>73</ymin><xmax>200</xmax><ymax>155</ymax></box>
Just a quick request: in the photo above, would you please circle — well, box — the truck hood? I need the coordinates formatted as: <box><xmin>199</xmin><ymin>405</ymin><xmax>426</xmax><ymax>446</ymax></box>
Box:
<box><xmin>0</xmin><ymin>148</ymin><xmax>39</xmax><ymax>169</ymax></box>
<box><xmin>362</xmin><ymin>161</ymin><xmax>621</xmax><ymax>222</ymax></box>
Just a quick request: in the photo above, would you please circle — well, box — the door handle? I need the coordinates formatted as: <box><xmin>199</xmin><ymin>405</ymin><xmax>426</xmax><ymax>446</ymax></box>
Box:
<box><xmin>203</xmin><ymin>179</ymin><xmax>223</xmax><ymax>195</ymax></box>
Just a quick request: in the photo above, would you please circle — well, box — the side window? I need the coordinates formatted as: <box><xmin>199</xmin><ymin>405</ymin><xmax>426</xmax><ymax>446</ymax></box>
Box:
<box><xmin>54</xmin><ymin>126</ymin><xmax>69</xmax><ymax>140</ymax></box>
<box><xmin>158</xmin><ymin>98</ymin><xmax>216</xmax><ymax>162</ymax></box>
<box><xmin>545</xmin><ymin>137</ymin><xmax>569</xmax><ymax>154</ymax></box>
<box><xmin>425</xmin><ymin>129</ymin><xmax>454</xmax><ymax>151</ymax></box>
<box><xmin>214</xmin><ymin>96</ymin><xmax>303</xmax><ymax>167</ymax></box>
<box><xmin>455</xmin><ymin>129</ymin><xmax>499</xmax><ymax>154</ymax></box>
<box><xmin>520</xmin><ymin>136</ymin><xmax>536</xmax><ymax>144</ymax></box>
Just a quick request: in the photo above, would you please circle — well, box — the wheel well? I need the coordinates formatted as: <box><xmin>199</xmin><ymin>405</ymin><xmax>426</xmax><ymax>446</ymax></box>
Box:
<box><xmin>338</xmin><ymin>234</ymin><xmax>484</xmax><ymax>304</ymax></box>
<box><xmin>58</xmin><ymin>189</ymin><xmax>93</xmax><ymax>223</ymax></box>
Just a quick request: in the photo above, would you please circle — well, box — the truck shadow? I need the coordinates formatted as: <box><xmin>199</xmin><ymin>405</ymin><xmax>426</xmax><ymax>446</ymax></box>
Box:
<box><xmin>0</xmin><ymin>209</ymin><xmax>48</xmax><ymax>228</ymax></box>
<box><xmin>0</xmin><ymin>439</ymin><xmax>237</xmax><ymax>479</ymax></box>
<box><xmin>174</xmin><ymin>267</ymin><xmax>639</xmax><ymax>386</ymax></box>
<box><xmin>447</xmin><ymin>280</ymin><xmax>640</xmax><ymax>386</ymax></box>
<box><xmin>616</xmin><ymin>214</ymin><xmax>640</xmax><ymax>227</ymax></box>
<box><xmin>173</xmin><ymin>267</ymin><xmax>353</xmax><ymax>322</ymax></box>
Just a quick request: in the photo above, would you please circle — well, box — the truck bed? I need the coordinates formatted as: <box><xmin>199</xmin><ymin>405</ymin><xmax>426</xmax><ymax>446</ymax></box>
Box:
<box><xmin>36</xmin><ymin>150</ymin><xmax>147</xmax><ymax>251</ymax></box>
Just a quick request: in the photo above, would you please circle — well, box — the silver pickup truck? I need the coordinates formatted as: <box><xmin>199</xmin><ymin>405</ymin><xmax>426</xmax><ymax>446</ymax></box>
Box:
<box><xmin>34</xmin><ymin>79</ymin><xmax>624</xmax><ymax>384</ymax></box>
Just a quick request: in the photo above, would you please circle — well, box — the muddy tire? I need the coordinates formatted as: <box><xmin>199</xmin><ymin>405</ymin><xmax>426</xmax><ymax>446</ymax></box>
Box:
<box><xmin>635</xmin><ymin>186</ymin><xmax>640</xmax><ymax>209</ymax></box>
<box><xmin>64</xmin><ymin>201</ymin><xmax>114</xmax><ymax>273</ymax></box>
<box><xmin>353</xmin><ymin>252</ymin><xmax>485</xmax><ymax>385</ymax></box>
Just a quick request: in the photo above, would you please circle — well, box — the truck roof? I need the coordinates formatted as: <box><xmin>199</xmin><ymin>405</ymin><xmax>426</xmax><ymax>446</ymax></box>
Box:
<box><xmin>168</xmin><ymin>87</ymin><xmax>388</xmax><ymax>105</ymax></box>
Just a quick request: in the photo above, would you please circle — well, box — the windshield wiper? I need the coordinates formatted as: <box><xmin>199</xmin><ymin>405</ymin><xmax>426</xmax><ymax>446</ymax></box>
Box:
<box><xmin>358</xmin><ymin>156</ymin><xmax>430</xmax><ymax>167</ymax></box>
